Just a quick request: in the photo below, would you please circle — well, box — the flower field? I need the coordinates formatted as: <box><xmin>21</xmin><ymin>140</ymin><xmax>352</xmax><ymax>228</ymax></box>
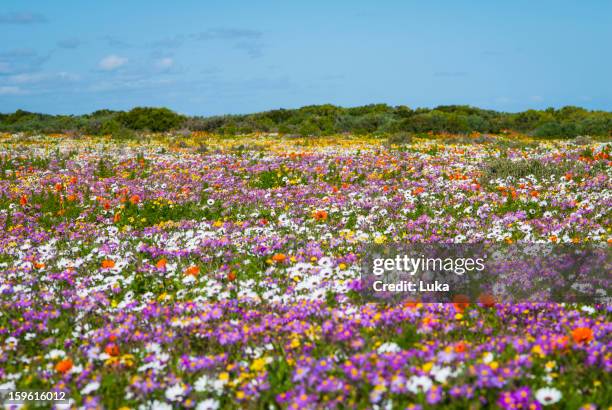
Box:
<box><xmin>0</xmin><ymin>133</ymin><xmax>610</xmax><ymax>409</ymax></box>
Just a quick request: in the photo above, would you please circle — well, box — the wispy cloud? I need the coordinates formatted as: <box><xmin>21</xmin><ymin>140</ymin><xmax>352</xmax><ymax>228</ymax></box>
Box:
<box><xmin>98</xmin><ymin>55</ymin><xmax>128</xmax><ymax>71</ymax></box>
<box><xmin>0</xmin><ymin>85</ymin><xmax>25</xmax><ymax>95</ymax></box>
<box><xmin>7</xmin><ymin>72</ymin><xmax>79</xmax><ymax>85</ymax></box>
<box><xmin>102</xmin><ymin>36</ymin><xmax>133</xmax><ymax>48</ymax></box>
<box><xmin>0</xmin><ymin>12</ymin><xmax>47</xmax><ymax>25</ymax></box>
<box><xmin>151</xmin><ymin>35</ymin><xmax>185</xmax><ymax>49</ymax></box>
<box><xmin>0</xmin><ymin>48</ymin><xmax>53</xmax><ymax>75</ymax></box>
<box><xmin>154</xmin><ymin>57</ymin><xmax>174</xmax><ymax>70</ymax></box>
<box><xmin>190</xmin><ymin>28</ymin><xmax>264</xmax><ymax>58</ymax></box>
<box><xmin>233</xmin><ymin>41</ymin><xmax>263</xmax><ymax>58</ymax></box>
<box><xmin>191</xmin><ymin>28</ymin><xmax>262</xmax><ymax>41</ymax></box>
<box><xmin>57</xmin><ymin>38</ymin><xmax>82</xmax><ymax>49</ymax></box>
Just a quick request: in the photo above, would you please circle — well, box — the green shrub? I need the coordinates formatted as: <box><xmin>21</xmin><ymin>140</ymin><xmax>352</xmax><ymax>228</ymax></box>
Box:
<box><xmin>386</xmin><ymin>132</ymin><xmax>413</xmax><ymax>146</ymax></box>
<box><xmin>117</xmin><ymin>107</ymin><xmax>185</xmax><ymax>132</ymax></box>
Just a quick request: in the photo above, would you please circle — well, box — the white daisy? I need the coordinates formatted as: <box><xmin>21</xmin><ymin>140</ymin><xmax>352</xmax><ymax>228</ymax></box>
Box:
<box><xmin>406</xmin><ymin>375</ymin><xmax>433</xmax><ymax>394</ymax></box>
<box><xmin>196</xmin><ymin>398</ymin><xmax>220</xmax><ymax>410</ymax></box>
<box><xmin>535</xmin><ymin>387</ymin><xmax>562</xmax><ymax>406</ymax></box>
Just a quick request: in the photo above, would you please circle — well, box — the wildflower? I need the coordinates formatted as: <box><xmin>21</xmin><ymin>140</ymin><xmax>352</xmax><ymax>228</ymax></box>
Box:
<box><xmin>426</xmin><ymin>385</ymin><xmax>442</xmax><ymax>404</ymax></box>
<box><xmin>478</xmin><ymin>293</ymin><xmax>496</xmax><ymax>308</ymax></box>
<box><xmin>431</xmin><ymin>365</ymin><xmax>453</xmax><ymax>384</ymax></box>
<box><xmin>377</xmin><ymin>342</ymin><xmax>401</xmax><ymax>354</ymax></box>
<box><xmin>81</xmin><ymin>381</ymin><xmax>100</xmax><ymax>395</ymax></box>
<box><xmin>571</xmin><ymin>327</ymin><xmax>594</xmax><ymax>344</ymax></box>
<box><xmin>535</xmin><ymin>387</ymin><xmax>562</xmax><ymax>406</ymax></box>
<box><xmin>55</xmin><ymin>358</ymin><xmax>73</xmax><ymax>373</ymax></box>
<box><xmin>185</xmin><ymin>265</ymin><xmax>200</xmax><ymax>276</ymax></box>
<box><xmin>312</xmin><ymin>209</ymin><xmax>328</xmax><ymax>221</ymax></box>
<box><xmin>454</xmin><ymin>342</ymin><xmax>467</xmax><ymax>353</ymax></box>
<box><xmin>104</xmin><ymin>343</ymin><xmax>120</xmax><ymax>357</ymax></box>
<box><xmin>452</xmin><ymin>294</ymin><xmax>470</xmax><ymax>312</ymax></box>
<box><xmin>374</xmin><ymin>234</ymin><xmax>387</xmax><ymax>244</ymax></box>
<box><xmin>165</xmin><ymin>383</ymin><xmax>187</xmax><ymax>402</ymax></box>
<box><xmin>196</xmin><ymin>399</ymin><xmax>220</xmax><ymax>410</ymax></box>
<box><xmin>406</xmin><ymin>375</ymin><xmax>433</xmax><ymax>394</ymax></box>
<box><xmin>101</xmin><ymin>259</ymin><xmax>115</xmax><ymax>269</ymax></box>
<box><xmin>156</xmin><ymin>258</ymin><xmax>167</xmax><ymax>269</ymax></box>
<box><xmin>250</xmin><ymin>357</ymin><xmax>267</xmax><ymax>372</ymax></box>
<box><xmin>272</xmin><ymin>253</ymin><xmax>287</xmax><ymax>263</ymax></box>
<box><xmin>129</xmin><ymin>194</ymin><xmax>141</xmax><ymax>205</ymax></box>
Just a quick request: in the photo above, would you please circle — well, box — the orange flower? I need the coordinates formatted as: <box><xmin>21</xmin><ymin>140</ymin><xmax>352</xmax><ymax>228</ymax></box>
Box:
<box><xmin>478</xmin><ymin>293</ymin><xmax>496</xmax><ymax>308</ymax></box>
<box><xmin>452</xmin><ymin>294</ymin><xmax>470</xmax><ymax>312</ymax></box>
<box><xmin>55</xmin><ymin>183</ymin><xmax>64</xmax><ymax>192</ymax></box>
<box><xmin>185</xmin><ymin>265</ymin><xmax>200</xmax><ymax>276</ymax></box>
<box><xmin>104</xmin><ymin>343</ymin><xmax>120</xmax><ymax>357</ymax></box>
<box><xmin>156</xmin><ymin>258</ymin><xmax>167</xmax><ymax>269</ymax></box>
<box><xmin>571</xmin><ymin>327</ymin><xmax>594</xmax><ymax>344</ymax></box>
<box><xmin>272</xmin><ymin>253</ymin><xmax>287</xmax><ymax>263</ymax></box>
<box><xmin>101</xmin><ymin>259</ymin><xmax>115</xmax><ymax>269</ymax></box>
<box><xmin>70</xmin><ymin>176</ymin><xmax>78</xmax><ymax>184</ymax></box>
<box><xmin>113</xmin><ymin>213</ymin><xmax>121</xmax><ymax>223</ymax></box>
<box><xmin>55</xmin><ymin>358</ymin><xmax>73</xmax><ymax>373</ymax></box>
<box><xmin>67</xmin><ymin>194</ymin><xmax>77</xmax><ymax>202</ymax></box>
<box><xmin>34</xmin><ymin>262</ymin><xmax>45</xmax><ymax>269</ymax></box>
<box><xmin>530</xmin><ymin>190</ymin><xmax>539</xmax><ymax>198</ymax></box>
<box><xmin>129</xmin><ymin>194</ymin><xmax>141</xmax><ymax>205</ymax></box>
<box><xmin>227</xmin><ymin>271</ymin><xmax>236</xmax><ymax>282</ymax></box>
<box><xmin>412</xmin><ymin>187</ymin><xmax>425</xmax><ymax>195</ymax></box>
<box><xmin>19</xmin><ymin>195</ymin><xmax>28</xmax><ymax>206</ymax></box>
<box><xmin>454</xmin><ymin>342</ymin><xmax>468</xmax><ymax>353</ymax></box>
<box><xmin>312</xmin><ymin>210</ymin><xmax>328</xmax><ymax>221</ymax></box>
<box><xmin>404</xmin><ymin>298</ymin><xmax>420</xmax><ymax>310</ymax></box>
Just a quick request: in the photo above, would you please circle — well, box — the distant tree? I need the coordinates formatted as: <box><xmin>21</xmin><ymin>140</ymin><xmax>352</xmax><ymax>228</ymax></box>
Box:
<box><xmin>117</xmin><ymin>107</ymin><xmax>185</xmax><ymax>132</ymax></box>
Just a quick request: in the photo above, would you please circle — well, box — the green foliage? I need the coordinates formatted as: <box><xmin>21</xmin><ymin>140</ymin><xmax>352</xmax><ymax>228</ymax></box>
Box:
<box><xmin>386</xmin><ymin>131</ymin><xmax>413</xmax><ymax>146</ymax></box>
<box><xmin>1</xmin><ymin>105</ymin><xmax>611</xmax><ymax>137</ymax></box>
<box><xmin>117</xmin><ymin>107</ymin><xmax>185</xmax><ymax>132</ymax></box>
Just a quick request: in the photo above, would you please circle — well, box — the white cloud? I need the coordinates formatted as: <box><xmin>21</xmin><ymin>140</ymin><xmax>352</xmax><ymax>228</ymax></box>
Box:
<box><xmin>98</xmin><ymin>55</ymin><xmax>128</xmax><ymax>71</ymax></box>
<box><xmin>7</xmin><ymin>72</ymin><xmax>78</xmax><ymax>85</ymax></box>
<box><xmin>155</xmin><ymin>57</ymin><xmax>174</xmax><ymax>70</ymax></box>
<box><xmin>0</xmin><ymin>86</ymin><xmax>24</xmax><ymax>95</ymax></box>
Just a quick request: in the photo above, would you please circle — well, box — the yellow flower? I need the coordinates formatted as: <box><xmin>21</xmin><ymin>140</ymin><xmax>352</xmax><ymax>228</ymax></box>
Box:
<box><xmin>374</xmin><ymin>234</ymin><xmax>387</xmax><ymax>244</ymax></box>
<box><xmin>531</xmin><ymin>345</ymin><xmax>545</xmax><ymax>358</ymax></box>
<box><xmin>250</xmin><ymin>358</ymin><xmax>267</xmax><ymax>372</ymax></box>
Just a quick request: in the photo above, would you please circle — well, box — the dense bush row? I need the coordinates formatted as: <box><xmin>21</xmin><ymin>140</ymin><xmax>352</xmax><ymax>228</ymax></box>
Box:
<box><xmin>1</xmin><ymin>104</ymin><xmax>611</xmax><ymax>138</ymax></box>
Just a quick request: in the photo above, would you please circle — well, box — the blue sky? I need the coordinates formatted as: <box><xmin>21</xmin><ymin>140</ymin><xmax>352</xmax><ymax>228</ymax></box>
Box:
<box><xmin>1</xmin><ymin>0</ymin><xmax>610</xmax><ymax>115</ymax></box>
